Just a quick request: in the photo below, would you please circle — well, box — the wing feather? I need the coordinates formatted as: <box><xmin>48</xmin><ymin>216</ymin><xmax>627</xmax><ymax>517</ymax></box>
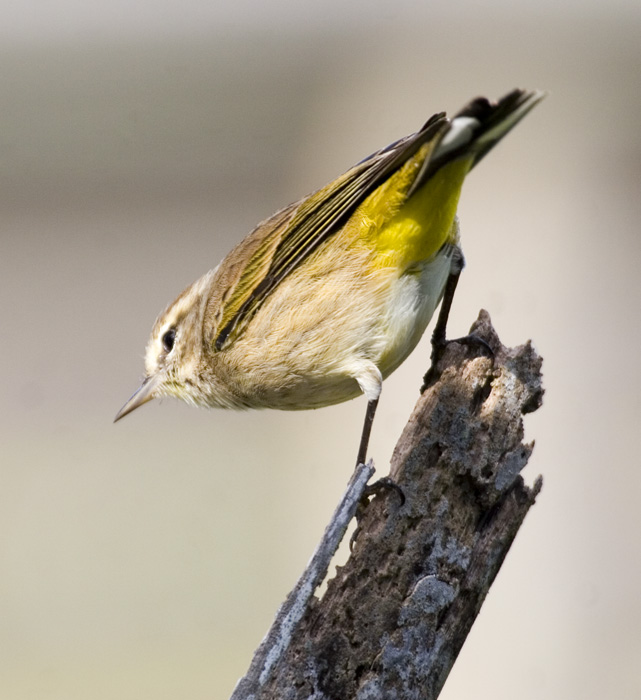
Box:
<box><xmin>213</xmin><ymin>112</ymin><xmax>449</xmax><ymax>350</ymax></box>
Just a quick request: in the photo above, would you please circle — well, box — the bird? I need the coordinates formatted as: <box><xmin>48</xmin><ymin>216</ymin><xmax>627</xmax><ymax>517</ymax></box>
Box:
<box><xmin>115</xmin><ymin>88</ymin><xmax>545</xmax><ymax>467</ymax></box>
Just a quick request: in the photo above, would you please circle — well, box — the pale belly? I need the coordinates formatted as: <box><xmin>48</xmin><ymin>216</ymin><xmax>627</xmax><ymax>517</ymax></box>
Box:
<box><xmin>213</xmin><ymin>244</ymin><xmax>456</xmax><ymax>410</ymax></box>
<box><xmin>376</xmin><ymin>246</ymin><xmax>455</xmax><ymax>380</ymax></box>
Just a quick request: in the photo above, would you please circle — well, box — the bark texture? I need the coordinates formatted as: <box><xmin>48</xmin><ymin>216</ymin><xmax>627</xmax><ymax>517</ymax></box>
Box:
<box><xmin>231</xmin><ymin>310</ymin><xmax>543</xmax><ymax>700</ymax></box>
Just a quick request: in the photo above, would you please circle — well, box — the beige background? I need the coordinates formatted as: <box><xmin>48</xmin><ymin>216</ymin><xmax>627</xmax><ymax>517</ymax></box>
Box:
<box><xmin>2</xmin><ymin>1</ymin><xmax>640</xmax><ymax>698</ymax></box>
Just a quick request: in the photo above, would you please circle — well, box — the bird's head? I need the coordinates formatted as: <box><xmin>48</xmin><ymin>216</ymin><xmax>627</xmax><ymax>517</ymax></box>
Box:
<box><xmin>114</xmin><ymin>270</ymin><xmax>215</xmax><ymax>422</ymax></box>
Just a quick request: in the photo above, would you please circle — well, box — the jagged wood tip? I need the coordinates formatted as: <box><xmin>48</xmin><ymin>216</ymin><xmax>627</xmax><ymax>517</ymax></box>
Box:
<box><xmin>231</xmin><ymin>309</ymin><xmax>543</xmax><ymax>700</ymax></box>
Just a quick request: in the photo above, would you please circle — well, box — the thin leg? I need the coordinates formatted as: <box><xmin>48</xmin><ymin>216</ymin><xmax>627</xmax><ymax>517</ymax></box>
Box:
<box><xmin>431</xmin><ymin>269</ymin><xmax>461</xmax><ymax>356</ymax></box>
<box><xmin>351</xmin><ymin>395</ymin><xmax>404</xmax><ymax>550</ymax></box>
<box><xmin>356</xmin><ymin>397</ymin><xmax>379</xmax><ymax>467</ymax></box>
<box><xmin>423</xmin><ymin>254</ymin><xmax>493</xmax><ymax>391</ymax></box>
<box><xmin>422</xmin><ymin>269</ymin><xmax>461</xmax><ymax>391</ymax></box>
<box><xmin>351</xmin><ymin>398</ymin><xmax>403</xmax><ymax>550</ymax></box>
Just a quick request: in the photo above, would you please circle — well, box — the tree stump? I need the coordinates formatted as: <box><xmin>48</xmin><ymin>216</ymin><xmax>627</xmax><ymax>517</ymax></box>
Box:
<box><xmin>231</xmin><ymin>310</ymin><xmax>543</xmax><ymax>700</ymax></box>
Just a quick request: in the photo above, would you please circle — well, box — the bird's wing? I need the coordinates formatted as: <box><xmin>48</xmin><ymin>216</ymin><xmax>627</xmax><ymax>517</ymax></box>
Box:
<box><xmin>212</xmin><ymin>112</ymin><xmax>448</xmax><ymax>351</ymax></box>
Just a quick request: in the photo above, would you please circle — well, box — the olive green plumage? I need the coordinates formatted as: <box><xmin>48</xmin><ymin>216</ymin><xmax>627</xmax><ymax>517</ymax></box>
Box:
<box><xmin>115</xmin><ymin>88</ymin><xmax>545</xmax><ymax>462</ymax></box>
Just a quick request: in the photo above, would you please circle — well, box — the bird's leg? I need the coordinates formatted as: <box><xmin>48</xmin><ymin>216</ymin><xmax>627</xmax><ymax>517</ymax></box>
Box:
<box><xmin>351</xmin><ymin>395</ymin><xmax>404</xmax><ymax>551</ymax></box>
<box><xmin>356</xmin><ymin>397</ymin><xmax>378</xmax><ymax>467</ymax></box>
<box><xmin>354</xmin><ymin>363</ymin><xmax>383</xmax><ymax>467</ymax></box>
<box><xmin>354</xmin><ymin>370</ymin><xmax>403</xmax><ymax>505</ymax></box>
<box><xmin>423</xmin><ymin>248</ymin><xmax>492</xmax><ymax>390</ymax></box>
<box><xmin>430</xmin><ymin>266</ymin><xmax>461</xmax><ymax>362</ymax></box>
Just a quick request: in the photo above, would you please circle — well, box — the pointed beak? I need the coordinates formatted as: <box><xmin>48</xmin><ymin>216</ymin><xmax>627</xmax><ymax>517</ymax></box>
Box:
<box><xmin>114</xmin><ymin>374</ymin><xmax>161</xmax><ymax>422</ymax></box>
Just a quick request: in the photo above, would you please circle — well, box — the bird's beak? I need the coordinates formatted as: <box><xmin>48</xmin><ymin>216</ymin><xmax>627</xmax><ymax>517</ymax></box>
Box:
<box><xmin>114</xmin><ymin>374</ymin><xmax>161</xmax><ymax>422</ymax></box>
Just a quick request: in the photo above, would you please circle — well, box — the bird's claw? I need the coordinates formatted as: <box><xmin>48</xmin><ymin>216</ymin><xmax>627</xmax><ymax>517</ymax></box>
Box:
<box><xmin>422</xmin><ymin>332</ymin><xmax>494</xmax><ymax>390</ymax></box>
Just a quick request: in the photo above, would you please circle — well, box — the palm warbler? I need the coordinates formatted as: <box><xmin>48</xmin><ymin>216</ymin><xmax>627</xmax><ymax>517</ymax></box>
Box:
<box><xmin>115</xmin><ymin>88</ymin><xmax>545</xmax><ymax>465</ymax></box>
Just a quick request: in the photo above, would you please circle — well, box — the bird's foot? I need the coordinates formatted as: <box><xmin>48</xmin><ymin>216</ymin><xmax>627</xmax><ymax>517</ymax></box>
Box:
<box><xmin>422</xmin><ymin>333</ymin><xmax>494</xmax><ymax>391</ymax></box>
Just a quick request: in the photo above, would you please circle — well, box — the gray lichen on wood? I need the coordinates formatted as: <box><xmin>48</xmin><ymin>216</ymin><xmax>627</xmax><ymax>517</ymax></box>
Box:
<box><xmin>231</xmin><ymin>310</ymin><xmax>543</xmax><ymax>700</ymax></box>
<box><xmin>231</xmin><ymin>461</ymin><xmax>374</xmax><ymax>699</ymax></box>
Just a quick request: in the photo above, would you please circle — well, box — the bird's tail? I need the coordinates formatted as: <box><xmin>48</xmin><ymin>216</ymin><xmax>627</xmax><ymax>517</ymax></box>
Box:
<box><xmin>408</xmin><ymin>88</ymin><xmax>546</xmax><ymax>197</ymax></box>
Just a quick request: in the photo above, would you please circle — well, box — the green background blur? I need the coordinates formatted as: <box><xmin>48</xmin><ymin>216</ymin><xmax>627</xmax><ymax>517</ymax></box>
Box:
<box><xmin>2</xmin><ymin>1</ymin><xmax>640</xmax><ymax>698</ymax></box>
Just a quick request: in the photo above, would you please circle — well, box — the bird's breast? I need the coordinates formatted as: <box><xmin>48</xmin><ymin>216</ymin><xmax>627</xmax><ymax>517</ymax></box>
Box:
<box><xmin>376</xmin><ymin>245</ymin><xmax>455</xmax><ymax>378</ymax></box>
<box><xmin>203</xmin><ymin>243</ymin><xmax>455</xmax><ymax>411</ymax></box>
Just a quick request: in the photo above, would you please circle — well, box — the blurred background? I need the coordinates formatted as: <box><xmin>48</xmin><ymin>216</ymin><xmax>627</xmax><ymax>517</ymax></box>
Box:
<box><xmin>2</xmin><ymin>1</ymin><xmax>640</xmax><ymax>698</ymax></box>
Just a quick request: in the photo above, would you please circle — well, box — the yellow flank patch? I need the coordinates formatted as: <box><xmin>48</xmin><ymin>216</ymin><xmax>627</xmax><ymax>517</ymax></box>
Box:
<box><xmin>356</xmin><ymin>154</ymin><xmax>473</xmax><ymax>270</ymax></box>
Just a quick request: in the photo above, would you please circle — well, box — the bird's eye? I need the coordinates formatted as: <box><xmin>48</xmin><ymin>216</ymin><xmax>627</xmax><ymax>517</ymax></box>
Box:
<box><xmin>162</xmin><ymin>328</ymin><xmax>176</xmax><ymax>353</ymax></box>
